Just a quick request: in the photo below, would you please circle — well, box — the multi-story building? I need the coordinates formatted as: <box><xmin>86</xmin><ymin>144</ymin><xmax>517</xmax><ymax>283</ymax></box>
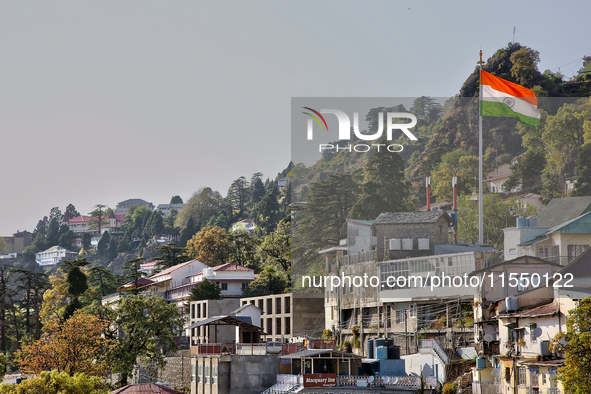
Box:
<box><xmin>67</xmin><ymin>212</ymin><xmax>125</xmax><ymax>236</ymax></box>
<box><xmin>239</xmin><ymin>293</ymin><xmax>324</xmax><ymax>343</ymax></box>
<box><xmin>157</xmin><ymin>203</ymin><xmax>185</xmax><ymax>217</ymax></box>
<box><xmin>1</xmin><ymin>231</ymin><xmax>32</xmax><ymax>254</ymax></box>
<box><xmin>35</xmin><ymin>245</ymin><xmax>78</xmax><ymax>266</ymax></box>
<box><xmin>166</xmin><ymin>263</ymin><xmax>256</xmax><ymax>309</ymax></box>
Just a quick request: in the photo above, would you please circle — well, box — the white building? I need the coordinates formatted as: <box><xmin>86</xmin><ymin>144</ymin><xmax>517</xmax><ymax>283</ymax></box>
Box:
<box><xmin>35</xmin><ymin>245</ymin><xmax>78</xmax><ymax>266</ymax></box>
<box><xmin>165</xmin><ymin>263</ymin><xmax>255</xmax><ymax>310</ymax></box>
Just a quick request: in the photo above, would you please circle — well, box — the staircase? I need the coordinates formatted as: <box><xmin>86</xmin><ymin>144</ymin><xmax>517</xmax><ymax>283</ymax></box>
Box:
<box><xmin>420</xmin><ymin>339</ymin><xmax>450</xmax><ymax>364</ymax></box>
<box><xmin>260</xmin><ymin>375</ymin><xmax>302</xmax><ymax>394</ymax></box>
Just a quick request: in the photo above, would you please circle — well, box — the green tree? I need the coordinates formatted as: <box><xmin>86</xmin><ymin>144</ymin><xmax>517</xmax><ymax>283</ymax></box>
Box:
<box><xmin>227</xmin><ymin>229</ymin><xmax>261</xmax><ymax>269</ymax></box>
<box><xmin>509</xmin><ymin>47</ymin><xmax>541</xmax><ymax>87</ymax></box>
<box><xmin>58</xmin><ymin>230</ymin><xmax>75</xmax><ymax>249</ymax></box>
<box><xmin>46</xmin><ymin>207</ymin><xmax>63</xmax><ymax>246</ymax></box>
<box><xmin>189</xmin><ymin>278</ymin><xmax>222</xmax><ymax>301</ymax></box>
<box><xmin>551</xmin><ymin>297</ymin><xmax>591</xmax><ymax>393</ymax></box>
<box><xmin>176</xmin><ymin>187</ymin><xmax>224</xmax><ymax>230</ymax></box>
<box><xmin>251</xmin><ymin>182</ymin><xmax>283</xmax><ymax>234</ymax></box>
<box><xmin>504</xmin><ymin>149</ymin><xmax>545</xmax><ymax>193</ymax></box>
<box><xmin>572</xmin><ymin>142</ymin><xmax>591</xmax><ymax>197</ymax></box>
<box><xmin>242</xmin><ymin>268</ymin><xmax>288</xmax><ymax>297</ymax></box>
<box><xmin>227</xmin><ymin>176</ymin><xmax>250</xmax><ymax>216</ymax></box>
<box><xmin>152</xmin><ymin>243</ymin><xmax>190</xmax><ymax>270</ymax></box>
<box><xmin>122</xmin><ymin>258</ymin><xmax>146</xmax><ymax>294</ymax></box>
<box><xmin>87</xmin><ymin>265</ymin><xmax>120</xmax><ymax>297</ymax></box>
<box><xmin>186</xmin><ymin>226</ymin><xmax>229</xmax><ymax>266</ymax></box>
<box><xmin>349</xmin><ymin>147</ymin><xmax>416</xmax><ymax>219</ymax></box>
<box><xmin>170</xmin><ymin>195</ymin><xmax>183</xmax><ymax>204</ymax></box>
<box><xmin>100</xmin><ymin>294</ymin><xmax>185</xmax><ymax>387</ymax></box>
<box><xmin>179</xmin><ymin>217</ymin><xmax>198</xmax><ymax>247</ymax></box>
<box><xmin>12</xmin><ymin>269</ymin><xmax>50</xmax><ymax>338</ymax></box>
<box><xmin>63</xmin><ymin>204</ymin><xmax>81</xmax><ymax>222</ymax></box>
<box><xmin>96</xmin><ymin>231</ymin><xmax>111</xmax><ymax>256</ymax></box>
<box><xmin>457</xmin><ymin>194</ymin><xmax>536</xmax><ymax>248</ymax></box>
<box><xmin>430</xmin><ymin>149</ymin><xmax>478</xmax><ymax>202</ymax></box>
<box><xmin>88</xmin><ymin>205</ymin><xmax>108</xmax><ymax>234</ymax></box>
<box><xmin>293</xmin><ymin>173</ymin><xmax>359</xmax><ymax>274</ymax></box>
<box><xmin>81</xmin><ymin>233</ymin><xmax>92</xmax><ymax>251</ymax></box>
<box><xmin>0</xmin><ymin>370</ymin><xmax>109</xmax><ymax>394</ymax></box>
<box><xmin>258</xmin><ymin>217</ymin><xmax>291</xmax><ymax>282</ymax></box>
<box><xmin>250</xmin><ymin>173</ymin><xmax>266</xmax><ymax>207</ymax></box>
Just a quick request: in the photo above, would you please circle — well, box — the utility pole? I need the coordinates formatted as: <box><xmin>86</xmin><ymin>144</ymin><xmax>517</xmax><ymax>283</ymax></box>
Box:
<box><xmin>405</xmin><ymin>309</ymin><xmax>409</xmax><ymax>355</ymax></box>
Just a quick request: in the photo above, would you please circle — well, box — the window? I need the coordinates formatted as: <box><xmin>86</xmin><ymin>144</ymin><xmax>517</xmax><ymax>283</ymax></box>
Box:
<box><xmin>198</xmin><ymin>364</ymin><xmax>203</xmax><ymax>383</ymax></box>
<box><xmin>241</xmin><ymin>282</ymin><xmax>248</xmax><ymax>291</ymax></box>
<box><xmin>410</xmin><ymin>303</ymin><xmax>417</xmax><ymax>317</ymax></box>
<box><xmin>395</xmin><ymin>310</ymin><xmax>404</xmax><ymax>324</ymax></box>
<box><xmin>204</xmin><ymin>364</ymin><xmax>210</xmax><ymax>384</ymax></box>
<box><xmin>518</xmin><ymin>367</ymin><xmax>527</xmax><ymax>386</ymax></box>
<box><xmin>221</xmin><ymin>283</ymin><xmax>228</xmax><ymax>291</ymax></box>
<box><xmin>212</xmin><ymin>365</ymin><xmax>218</xmax><ymax>385</ymax></box>
<box><xmin>568</xmin><ymin>244</ymin><xmax>589</xmax><ymax>262</ymax></box>
<box><xmin>191</xmin><ymin>364</ymin><xmax>196</xmax><ymax>383</ymax></box>
<box><xmin>542</xmin><ymin>373</ymin><xmax>547</xmax><ymax>385</ymax></box>
<box><xmin>517</xmin><ymin>275</ymin><xmax>529</xmax><ymax>292</ymax></box>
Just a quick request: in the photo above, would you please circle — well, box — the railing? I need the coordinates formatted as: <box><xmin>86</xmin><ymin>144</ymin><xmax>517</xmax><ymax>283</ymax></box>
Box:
<box><xmin>472</xmin><ymin>381</ymin><xmax>501</xmax><ymax>394</ymax></box>
<box><xmin>338</xmin><ymin>375</ymin><xmax>437</xmax><ymax>389</ymax></box>
<box><xmin>420</xmin><ymin>339</ymin><xmax>450</xmax><ymax>364</ymax></box>
<box><xmin>237</xmin><ymin>343</ymin><xmax>268</xmax><ymax>355</ymax></box>
<box><xmin>547</xmin><ymin>388</ymin><xmax>560</xmax><ymax>394</ymax></box>
<box><xmin>192</xmin><ymin>343</ymin><xmax>236</xmax><ymax>355</ymax></box>
<box><xmin>260</xmin><ymin>375</ymin><xmax>302</xmax><ymax>394</ymax></box>
<box><xmin>337</xmin><ymin>250</ymin><xmax>377</xmax><ymax>266</ymax></box>
<box><xmin>309</xmin><ymin>339</ymin><xmax>336</xmax><ymax>350</ymax></box>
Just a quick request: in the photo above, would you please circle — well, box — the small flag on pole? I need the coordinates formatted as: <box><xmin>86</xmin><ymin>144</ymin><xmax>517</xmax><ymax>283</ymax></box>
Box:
<box><xmin>480</xmin><ymin>70</ymin><xmax>541</xmax><ymax>128</ymax></box>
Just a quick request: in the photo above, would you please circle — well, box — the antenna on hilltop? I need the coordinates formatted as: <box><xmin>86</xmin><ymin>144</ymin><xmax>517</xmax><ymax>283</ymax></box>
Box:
<box><xmin>513</xmin><ymin>26</ymin><xmax>515</xmax><ymax>43</ymax></box>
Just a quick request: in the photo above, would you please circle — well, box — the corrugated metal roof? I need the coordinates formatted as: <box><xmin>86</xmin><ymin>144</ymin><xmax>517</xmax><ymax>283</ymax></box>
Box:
<box><xmin>545</xmin><ymin>211</ymin><xmax>591</xmax><ymax>234</ymax></box>
<box><xmin>519</xmin><ymin>211</ymin><xmax>591</xmax><ymax>246</ymax></box>
<box><xmin>536</xmin><ymin>197</ymin><xmax>591</xmax><ymax>228</ymax></box>
<box><xmin>500</xmin><ymin>303</ymin><xmax>558</xmax><ymax>318</ymax></box>
<box><xmin>373</xmin><ymin>211</ymin><xmax>450</xmax><ymax>225</ymax></box>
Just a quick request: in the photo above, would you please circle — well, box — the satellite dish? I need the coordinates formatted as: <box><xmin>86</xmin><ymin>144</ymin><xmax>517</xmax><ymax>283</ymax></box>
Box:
<box><xmin>483</xmin><ymin>334</ymin><xmax>494</xmax><ymax>342</ymax></box>
<box><xmin>491</xmin><ymin>369</ymin><xmax>501</xmax><ymax>377</ymax></box>
<box><xmin>368</xmin><ymin>376</ymin><xmax>375</xmax><ymax>383</ymax></box>
<box><xmin>534</xmin><ymin>327</ymin><xmax>543</xmax><ymax>337</ymax></box>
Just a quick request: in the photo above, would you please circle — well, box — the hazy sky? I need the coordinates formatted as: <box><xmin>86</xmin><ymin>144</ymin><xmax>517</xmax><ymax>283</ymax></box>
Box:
<box><xmin>1</xmin><ymin>0</ymin><xmax>590</xmax><ymax>235</ymax></box>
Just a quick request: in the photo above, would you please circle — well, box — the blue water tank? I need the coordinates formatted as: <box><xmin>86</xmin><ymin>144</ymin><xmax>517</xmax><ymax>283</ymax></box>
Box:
<box><xmin>376</xmin><ymin>346</ymin><xmax>388</xmax><ymax>360</ymax></box>
<box><xmin>476</xmin><ymin>357</ymin><xmax>487</xmax><ymax>369</ymax></box>
<box><xmin>374</xmin><ymin>338</ymin><xmax>388</xmax><ymax>348</ymax></box>
<box><xmin>527</xmin><ymin>216</ymin><xmax>537</xmax><ymax>227</ymax></box>
<box><xmin>517</xmin><ymin>217</ymin><xmax>527</xmax><ymax>227</ymax></box>
<box><xmin>367</xmin><ymin>339</ymin><xmax>374</xmax><ymax>359</ymax></box>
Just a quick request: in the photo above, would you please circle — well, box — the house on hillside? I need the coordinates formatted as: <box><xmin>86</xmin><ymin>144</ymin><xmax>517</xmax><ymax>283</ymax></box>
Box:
<box><xmin>167</xmin><ymin>263</ymin><xmax>256</xmax><ymax>309</ymax></box>
<box><xmin>157</xmin><ymin>203</ymin><xmax>185</xmax><ymax>217</ymax></box>
<box><xmin>514</xmin><ymin>211</ymin><xmax>591</xmax><ymax>265</ymax></box>
<box><xmin>116</xmin><ymin>198</ymin><xmax>155</xmax><ymax>216</ymax></box>
<box><xmin>35</xmin><ymin>246</ymin><xmax>78</xmax><ymax>266</ymax></box>
<box><xmin>1</xmin><ymin>231</ymin><xmax>32</xmax><ymax>254</ymax></box>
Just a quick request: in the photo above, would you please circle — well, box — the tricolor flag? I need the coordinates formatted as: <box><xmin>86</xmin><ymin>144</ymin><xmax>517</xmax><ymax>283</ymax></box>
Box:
<box><xmin>480</xmin><ymin>70</ymin><xmax>541</xmax><ymax>128</ymax></box>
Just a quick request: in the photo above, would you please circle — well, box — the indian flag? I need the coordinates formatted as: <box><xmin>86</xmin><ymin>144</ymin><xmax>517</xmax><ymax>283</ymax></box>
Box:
<box><xmin>480</xmin><ymin>70</ymin><xmax>541</xmax><ymax>128</ymax></box>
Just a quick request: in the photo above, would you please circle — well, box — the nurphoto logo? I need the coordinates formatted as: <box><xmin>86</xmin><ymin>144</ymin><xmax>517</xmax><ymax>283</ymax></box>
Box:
<box><xmin>302</xmin><ymin>107</ymin><xmax>418</xmax><ymax>153</ymax></box>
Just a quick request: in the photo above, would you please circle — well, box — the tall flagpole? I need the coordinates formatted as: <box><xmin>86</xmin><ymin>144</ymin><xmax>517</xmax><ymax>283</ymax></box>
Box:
<box><xmin>478</xmin><ymin>50</ymin><xmax>485</xmax><ymax>245</ymax></box>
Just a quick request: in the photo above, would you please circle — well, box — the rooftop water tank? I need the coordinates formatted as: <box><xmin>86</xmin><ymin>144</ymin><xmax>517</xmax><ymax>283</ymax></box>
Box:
<box><xmin>517</xmin><ymin>217</ymin><xmax>527</xmax><ymax>227</ymax></box>
<box><xmin>376</xmin><ymin>346</ymin><xmax>388</xmax><ymax>360</ymax></box>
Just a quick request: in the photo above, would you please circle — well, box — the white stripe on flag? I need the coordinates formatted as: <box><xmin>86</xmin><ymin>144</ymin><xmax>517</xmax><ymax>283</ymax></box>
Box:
<box><xmin>481</xmin><ymin>85</ymin><xmax>541</xmax><ymax>119</ymax></box>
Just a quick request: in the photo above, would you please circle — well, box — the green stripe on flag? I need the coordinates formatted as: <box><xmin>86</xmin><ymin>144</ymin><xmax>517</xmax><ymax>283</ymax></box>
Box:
<box><xmin>480</xmin><ymin>101</ymin><xmax>540</xmax><ymax>128</ymax></box>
